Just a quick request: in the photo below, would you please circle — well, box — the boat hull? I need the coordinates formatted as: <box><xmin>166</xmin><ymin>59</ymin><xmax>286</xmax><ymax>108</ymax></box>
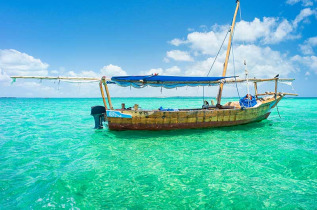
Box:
<box><xmin>106</xmin><ymin>96</ymin><xmax>282</xmax><ymax>131</ymax></box>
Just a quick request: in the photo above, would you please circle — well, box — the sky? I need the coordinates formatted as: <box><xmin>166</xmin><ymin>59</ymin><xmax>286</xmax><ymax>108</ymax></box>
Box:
<box><xmin>0</xmin><ymin>0</ymin><xmax>316</xmax><ymax>98</ymax></box>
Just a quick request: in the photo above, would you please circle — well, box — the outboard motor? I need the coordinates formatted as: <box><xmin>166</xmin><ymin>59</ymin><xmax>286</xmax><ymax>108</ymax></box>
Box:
<box><xmin>91</xmin><ymin>106</ymin><xmax>106</xmax><ymax>129</ymax></box>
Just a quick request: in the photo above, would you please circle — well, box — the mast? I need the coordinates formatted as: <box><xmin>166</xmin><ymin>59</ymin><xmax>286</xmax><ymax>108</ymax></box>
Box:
<box><xmin>216</xmin><ymin>0</ymin><xmax>240</xmax><ymax>107</ymax></box>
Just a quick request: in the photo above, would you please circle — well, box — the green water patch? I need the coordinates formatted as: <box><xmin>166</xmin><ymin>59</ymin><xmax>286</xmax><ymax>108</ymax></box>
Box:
<box><xmin>0</xmin><ymin>98</ymin><xmax>316</xmax><ymax>208</ymax></box>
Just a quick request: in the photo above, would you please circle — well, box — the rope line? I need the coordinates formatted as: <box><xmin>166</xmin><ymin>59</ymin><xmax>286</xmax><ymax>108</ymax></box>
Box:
<box><xmin>206</xmin><ymin>29</ymin><xmax>230</xmax><ymax>77</ymax></box>
<box><xmin>202</xmin><ymin>29</ymin><xmax>230</xmax><ymax>103</ymax></box>
<box><xmin>276</xmin><ymin>105</ymin><xmax>281</xmax><ymax>118</ymax></box>
<box><xmin>229</xmin><ymin>5</ymin><xmax>241</xmax><ymax>100</ymax></box>
<box><xmin>231</xmin><ymin>39</ymin><xmax>240</xmax><ymax>98</ymax></box>
<box><xmin>202</xmin><ymin>3</ymin><xmax>242</xmax><ymax>103</ymax></box>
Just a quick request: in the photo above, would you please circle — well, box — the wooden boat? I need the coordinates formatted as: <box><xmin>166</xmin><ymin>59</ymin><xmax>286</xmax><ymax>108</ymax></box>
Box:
<box><xmin>106</xmin><ymin>97</ymin><xmax>283</xmax><ymax>131</ymax></box>
<box><xmin>89</xmin><ymin>0</ymin><xmax>297</xmax><ymax>130</ymax></box>
<box><xmin>86</xmin><ymin>76</ymin><xmax>296</xmax><ymax>131</ymax></box>
<box><xmin>11</xmin><ymin>0</ymin><xmax>297</xmax><ymax>131</ymax></box>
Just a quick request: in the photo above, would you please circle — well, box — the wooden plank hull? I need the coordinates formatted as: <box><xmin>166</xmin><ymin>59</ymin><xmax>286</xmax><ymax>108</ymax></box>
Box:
<box><xmin>106</xmin><ymin>96</ymin><xmax>282</xmax><ymax>131</ymax></box>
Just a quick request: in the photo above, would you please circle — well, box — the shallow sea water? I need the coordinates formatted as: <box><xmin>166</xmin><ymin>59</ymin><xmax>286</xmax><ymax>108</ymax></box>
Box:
<box><xmin>0</xmin><ymin>97</ymin><xmax>316</xmax><ymax>209</ymax></box>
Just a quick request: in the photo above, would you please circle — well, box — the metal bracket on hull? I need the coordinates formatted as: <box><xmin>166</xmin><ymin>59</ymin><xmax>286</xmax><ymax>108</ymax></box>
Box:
<box><xmin>106</xmin><ymin>110</ymin><xmax>132</xmax><ymax>118</ymax></box>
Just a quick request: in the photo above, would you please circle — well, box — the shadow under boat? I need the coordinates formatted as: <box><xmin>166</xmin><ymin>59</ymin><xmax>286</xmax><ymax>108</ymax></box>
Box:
<box><xmin>101</xmin><ymin>119</ymin><xmax>272</xmax><ymax>140</ymax></box>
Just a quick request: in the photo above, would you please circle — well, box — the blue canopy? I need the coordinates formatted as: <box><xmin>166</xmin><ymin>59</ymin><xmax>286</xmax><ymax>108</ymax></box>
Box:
<box><xmin>111</xmin><ymin>75</ymin><xmax>232</xmax><ymax>88</ymax></box>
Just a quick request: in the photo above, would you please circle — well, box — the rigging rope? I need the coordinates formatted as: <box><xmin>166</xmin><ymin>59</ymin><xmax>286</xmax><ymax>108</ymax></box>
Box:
<box><xmin>206</xmin><ymin>30</ymin><xmax>230</xmax><ymax>77</ymax></box>
<box><xmin>202</xmin><ymin>29</ymin><xmax>230</xmax><ymax>103</ymax></box>
<box><xmin>231</xmin><ymin>38</ymin><xmax>240</xmax><ymax>98</ymax></box>
<box><xmin>228</xmin><ymin>5</ymin><xmax>241</xmax><ymax>101</ymax></box>
<box><xmin>239</xmin><ymin>4</ymin><xmax>245</xmax><ymax>46</ymax></box>
<box><xmin>202</xmin><ymin>3</ymin><xmax>242</xmax><ymax>103</ymax></box>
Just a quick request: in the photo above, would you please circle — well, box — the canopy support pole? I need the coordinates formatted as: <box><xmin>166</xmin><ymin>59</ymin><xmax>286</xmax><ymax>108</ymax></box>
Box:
<box><xmin>275</xmin><ymin>78</ymin><xmax>278</xmax><ymax>99</ymax></box>
<box><xmin>216</xmin><ymin>0</ymin><xmax>240</xmax><ymax>107</ymax></box>
<box><xmin>102</xmin><ymin>76</ymin><xmax>113</xmax><ymax>110</ymax></box>
<box><xmin>99</xmin><ymin>80</ymin><xmax>108</xmax><ymax>109</ymax></box>
<box><xmin>254</xmin><ymin>82</ymin><xmax>258</xmax><ymax>99</ymax></box>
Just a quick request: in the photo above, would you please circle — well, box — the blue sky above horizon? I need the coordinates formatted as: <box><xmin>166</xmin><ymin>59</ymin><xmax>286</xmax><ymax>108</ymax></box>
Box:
<box><xmin>0</xmin><ymin>0</ymin><xmax>316</xmax><ymax>98</ymax></box>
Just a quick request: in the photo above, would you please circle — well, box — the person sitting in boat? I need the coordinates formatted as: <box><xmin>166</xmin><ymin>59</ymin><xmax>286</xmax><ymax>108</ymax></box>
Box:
<box><xmin>240</xmin><ymin>94</ymin><xmax>257</xmax><ymax>107</ymax></box>
<box><xmin>202</xmin><ymin>100</ymin><xmax>209</xmax><ymax>109</ymax></box>
<box><xmin>245</xmin><ymin>94</ymin><xmax>252</xmax><ymax>100</ymax></box>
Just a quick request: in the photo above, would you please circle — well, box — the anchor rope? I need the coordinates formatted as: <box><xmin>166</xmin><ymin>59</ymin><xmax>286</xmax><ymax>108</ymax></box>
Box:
<box><xmin>276</xmin><ymin>105</ymin><xmax>281</xmax><ymax>118</ymax></box>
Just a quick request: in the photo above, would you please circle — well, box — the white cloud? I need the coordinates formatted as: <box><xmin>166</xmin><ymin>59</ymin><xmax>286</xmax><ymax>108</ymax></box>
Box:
<box><xmin>67</xmin><ymin>70</ymin><xmax>100</xmax><ymax>78</ymax></box>
<box><xmin>163</xmin><ymin>57</ymin><xmax>170</xmax><ymax>63</ymax></box>
<box><xmin>231</xmin><ymin>45</ymin><xmax>296</xmax><ymax>77</ymax></box>
<box><xmin>291</xmin><ymin>55</ymin><xmax>317</xmax><ymax>74</ymax></box>
<box><xmin>185</xmin><ymin>44</ymin><xmax>296</xmax><ymax>78</ymax></box>
<box><xmin>166</xmin><ymin>50</ymin><xmax>194</xmax><ymax>61</ymax></box>
<box><xmin>0</xmin><ymin>68</ymin><xmax>10</xmax><ymax>83</ymax></box>
<box><xmin>0</xmin><ymin>49</ymin><xmax>49</xmax><ymax>76</ymax></box>
<box><xmin>64</xmin><ymin>64</ymin><xmax>128</xmax><ymax>80</ymax></box>
<box><xmin>14</xmin><ymin>81</ymin><xmax>55</xmax><ymax>91</ymax></box>
<box><xmin>142</xmin><ymin>68</ymin><xmax>164</xmax><ymax>75</ymax></box>
<box><xmin>299</xmin><ymin>36</ymin><xmax>317</xmax><ymax>54</ymax></box>
<box><xmin>165</xmin><ymin>66</ymin><xmax>181</xmax><ymax>75</ymax></box>
<box><xmin>4</xmin><ymin>2</ymin><xmax>316</xmax><ymax>98</ymax></box>
<box><xmin>286</xmin><ymin>0</ymin><xmax>314</xmax><ymax>6</ymax></box>
<box><xmin>65</xmin><ymin>64</ymin><xmax>128</xmax><ymax>78</ymax></box>
<box><xmin>100</xmin><ymin>64</ymin><xmax>127</xmax><ymax>77</ymax></box>
<box><xmin>234</xmin><ymin>18</ymin><xmax>277</xmax><ymax>43</ymax></box>
<box><xmin>0</xmin><ymin>49</ymin><xmax>131</xmax><ymax>97</ymax></box>
<box><xmin>235</xmin><ymin>17</ymin><xmax>298</xmax><ymax>44</ymax></box>
<box><xmin>0</xmin><ymin>48</ymin><xmax>128</xmax><ymax>84</ymax></box>
<box><xmin>185</xmin><ymin>28</ymin><xmax>229</xmax><ymax>55</ymax></box>
<box><xmin>50</xmin><ymin>70</ymin><xmax>59</xmax><ymax>74</ymax></box>
<box><xmin>293</xmin><ymin>8</ymin><xmax>316</xmax><ymax>28</ymax></box>
<box><xmin>169</xmin><ymin>18</ymin><xmax>300</xmax><ymax>57</ymax></box>
<box><xmin>141</xmin><ymin>66</ymin><xmax>181</xmax><ymax>76</ymax></box>
<box><xmin>185</xmin><ymin>57</ymin><xmax>222</xmax><ymax>77</ymax></box>
<box><xmin>169</xmin><ymin>39</ymin><xmax>187</xmax><ymax>46</ymax></box>
<box><xmin>263</xmin><ymin>19</ymin><xmax>296</xmax><ymax>44</ymax></box>
<box><xmin>165</xmin><ymin>7</ymin><xmax>317</xmax><ymax>81</ymax></box>
<box><xmin>168</xmin><ymin>7</ymin><xmax>317</xmax><ymax>53</ymax></box>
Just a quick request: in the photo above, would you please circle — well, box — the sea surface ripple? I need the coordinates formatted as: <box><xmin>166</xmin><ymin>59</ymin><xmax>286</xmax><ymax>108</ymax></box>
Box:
<box><xmin>0</xmin><ymin>97</ymin><xmax>316</xmax><ymax>209</ymax></box>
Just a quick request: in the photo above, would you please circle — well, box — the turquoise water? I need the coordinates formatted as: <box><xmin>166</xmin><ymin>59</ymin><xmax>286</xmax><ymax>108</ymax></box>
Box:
<box><xmin>0</xmin><ymin>97</ymin><xmax>316</xmax><ymax>209</ymax></box>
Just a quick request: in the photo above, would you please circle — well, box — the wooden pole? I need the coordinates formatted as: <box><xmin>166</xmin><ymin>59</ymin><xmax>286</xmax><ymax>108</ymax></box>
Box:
<box><xmin>256</xmin><ymin>92</ymin><xmax>298</xmax><ymax>96</ymax></box>
<box><xmin>254</xmin><ymin>82</ymin><xmax>258</xmax><ymax>99</ymax></box>
<box><xmin>102</xmin><ymin>76</ymin><xmax>113</xmax><ymax>110</ymax></box>
<box><xmin>11</xmin><ymin>76</ymin><xmax>294</xmax><ymax>85</ymax></box>
<box><xmin>216</xmin><ymin>0</ymin><xmax>240</xmax><ymax>107</ymax></box>
<box><xmin>275</xmin><ymin>78</ymin><xmax>278</xmax><ymax>99</ymax></box>
<box><xmin>10</xmin><ymin>76</ymin><xmax>104</xmax><ymax>81</ymax></box>
<box><xmin>99</xmin><ymin>81</ymin><xmax>108</xmax><ymax>109</ymax></box>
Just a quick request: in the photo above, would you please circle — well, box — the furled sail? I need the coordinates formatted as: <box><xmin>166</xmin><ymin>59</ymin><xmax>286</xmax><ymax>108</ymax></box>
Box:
<box><xmin>111</xmin><ymin>75</ymin><xmax>234</xmax><ymax>88</ymax></box>
<box><xmin>223</xmin><ymin>78</ymin><xmax>295</xmax><ymax>84</ymax></box>
<box><xmin>10</xmin><ymin>75</ymin><xmax>295</xmax><ymax>88</ymax></box>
